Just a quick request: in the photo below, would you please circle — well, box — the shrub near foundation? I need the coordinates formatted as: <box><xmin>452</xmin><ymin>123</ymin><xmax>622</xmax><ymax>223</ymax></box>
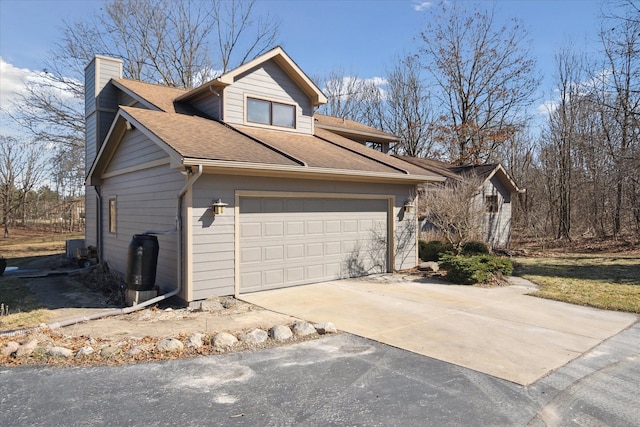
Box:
<box><xmin>419</xmin><ymin>240</ymin><xmax>454</xmax><ymax>262</ymax></box>
<box><xmin>439</xmin><ymin>254</ymin><xmax>513</xmax><ymax>285</ymax></box>
<box><xmin>461</xmin><ymin>241</ymin><xmax>489</xmax><ymax>255</ymax></box>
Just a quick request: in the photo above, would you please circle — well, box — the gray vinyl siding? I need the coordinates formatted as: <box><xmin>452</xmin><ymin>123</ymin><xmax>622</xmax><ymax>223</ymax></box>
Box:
<box><xmin>190</xmin><ymin>174</ymin><xmax>417</xmax><ymax>299</ymax></box>
<box><xmin>482</xmin><ymin>178</ymin><xmax>512</xmax><ymax>248</ymax></box>
<box><xmin>223</xmin><ymin>59</ymin><xmax>314</xmax><ymax>134</ymax></box>
<box><xmin>107</xmin><ymin>128</ymin><xmax>168</xmax><ymax>170</ymax></box>
<box><xmin>85</xmin><ymin>114</ymin><xmax>98</xmax><ymax>174</ymax></box>
<box><xmin>192</xmin><ymin>94</ymin><xmax>221</xmax><ymax>119</ymax></box>
<box><xmin>85</xmin><ymin>56</ymin><xmax>122</xmax><ymax>249</ymax></box>
<box><xmin>84</xmin><ymin>61</ymin><xmax>96</xmax><ymax>117</ymax></box>
<box><xmin>118</xmin><ymin>91</ymin><xmax>138</xmax><ymax>107</ymax></box>
<box><xmin>100</xmin><ymin>131</ymin><xmax>182</xmax><ymax>294</ymax></box>
<box><xmin>85</xmin><ymin>189</ymin><xmax>97</xmax><ymax>248</ymax></box>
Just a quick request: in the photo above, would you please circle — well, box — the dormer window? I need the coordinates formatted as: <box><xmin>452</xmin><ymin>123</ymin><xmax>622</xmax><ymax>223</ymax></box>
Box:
<box><xmin>247</xmin><ymin>98</ymin><xmax>295</xmax><ymax>128</ymax></box>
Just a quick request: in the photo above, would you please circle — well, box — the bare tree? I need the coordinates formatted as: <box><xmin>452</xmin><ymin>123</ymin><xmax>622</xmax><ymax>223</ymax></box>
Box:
<box><xmin>315</xmin><ymin>68</ymin><xmax>382</xmax><ymax>122</ymax></box>
<box><xmin>544</xmin><ymin>46</ymin><xmax>588</xmax><ymax>240</ymax></box>
<box><xmin>418</xmin><ymin>176</ymin><xmax>485</xmax><ymax>251</ymax></box>
<box><xmin>214</xmin><ymin>0</ymin><xmax>280</xmax><ymax>74</ymax></box>
<box><xmin>0</xmin><ymin>136</ymin><xmax>46</xmax><ymax>238</ymax></box>
<box><xmin>5</xmin><ymin>0</ymin><xmax>280</xmax><ymax>231</ymax></box>
<box><xmin>418</xmin><ymin>2</ymin><xmax>540</xmax><ymax>164</ymax></box>
<box><xmin>385</xmin><ymin>56</ymin><xmax>438</xmax><ymax>157</ymax></box>
<box><xmin>594</xmin><ymin>4</ymin><xmax>640</xmax><ymax>236</ymax></box>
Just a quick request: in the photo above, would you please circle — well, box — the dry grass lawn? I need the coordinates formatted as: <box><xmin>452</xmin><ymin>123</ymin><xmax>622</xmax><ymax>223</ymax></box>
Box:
<box><xmin>514</xmin><ymin>253</ymin><xmax>640</xmax><ymax>313</ymax></box>
<box><xmin>1</xmin><ymin>228</ymin><xmax>82</xmax><ymax>329</ymax></box>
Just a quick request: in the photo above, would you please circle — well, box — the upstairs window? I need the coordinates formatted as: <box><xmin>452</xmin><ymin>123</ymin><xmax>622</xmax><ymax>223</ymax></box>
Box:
<box><xmin>247</xmin><ymin>98</ymin><xmax>295</xmax><ymax>128</ymax></box>
<box><xmin>485</xmin><ymin>195</ymin><xmax>499</xmax><ymax>213</ymax></box>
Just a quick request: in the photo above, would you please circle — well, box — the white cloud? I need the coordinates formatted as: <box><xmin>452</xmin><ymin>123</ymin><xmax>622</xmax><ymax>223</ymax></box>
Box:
<box><xmin>0</xmin><ymin>57</ymin><xmax>31</xmax><ymax>113</ymax></box>
<box><xmin>536</xmin><ymin>100</ymin><xmax>558</xmax><ymax>116</ymax></box>
<box><xmin>413</xmin><ymin>1</ymin><xmax>433</xmax><ymax>12</ymax></box>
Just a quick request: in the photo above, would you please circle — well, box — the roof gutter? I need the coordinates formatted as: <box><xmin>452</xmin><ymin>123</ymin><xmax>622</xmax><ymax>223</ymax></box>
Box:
<box><xmin>180</xmin><ymin>158</ymin><xmax>445</xmax><ymax>184</ymax></box>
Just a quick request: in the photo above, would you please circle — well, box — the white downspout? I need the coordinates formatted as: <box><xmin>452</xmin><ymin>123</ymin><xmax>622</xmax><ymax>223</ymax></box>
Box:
<box><xmin>0</xmin><ymin>165</ymin><xmax>204</xmax><ymax>337</ymax></box>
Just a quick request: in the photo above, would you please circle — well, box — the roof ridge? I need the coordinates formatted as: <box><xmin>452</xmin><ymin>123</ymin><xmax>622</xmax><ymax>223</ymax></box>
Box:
<box><xmin>315</xmin><ymin>130</ymin><xmax>409</xmax><ymax>175</ymax></box>
<box><xmin>223</xmin><ymin>124</ymin><xmax>307</xmax><ymax>167</ymax></box>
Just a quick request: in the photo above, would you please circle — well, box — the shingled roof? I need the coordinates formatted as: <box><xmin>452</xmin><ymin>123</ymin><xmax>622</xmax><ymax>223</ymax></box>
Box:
<box><xmin>396</xmin><ymin>155</ymin><xmax>524</xmax><ymax>193</ymax></box>
<box><xmin>314</xmin><ymin>114</ymin><xmax>399</xmax><ymax>143</ymax></box>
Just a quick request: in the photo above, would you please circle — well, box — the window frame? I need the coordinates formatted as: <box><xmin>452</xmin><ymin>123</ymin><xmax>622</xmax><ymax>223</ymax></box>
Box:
<box><xmin>485</xmin><ymin>194</ymin><xmax>499</xmax><ymax>214</ymax></box>
<box><xmin>246</xmin><ymin>97</ymin><xmax>296</xmax><ymax>129</ymax></box>
<box><xmin>108</xmin><ymin>196</ymin><xmax>117</xmax><ymax>234</ymax></box>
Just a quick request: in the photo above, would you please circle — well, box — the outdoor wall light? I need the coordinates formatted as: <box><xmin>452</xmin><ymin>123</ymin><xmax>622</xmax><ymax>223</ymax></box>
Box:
<box><xmin>403</xmin><ymin>201</ymin><xmax>415</xmax><ymax>214</ymax></box>
<box><xmin>211</xmin><ymin>199</ymin><xmax>228</xmax><ymax>215</ymax></box>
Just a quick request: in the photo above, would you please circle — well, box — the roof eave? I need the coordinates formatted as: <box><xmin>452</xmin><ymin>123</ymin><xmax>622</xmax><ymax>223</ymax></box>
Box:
<box><xmin>179</xmin><ymin>157</ymin><xmax>445</xmax><ymax>184</ymax></box>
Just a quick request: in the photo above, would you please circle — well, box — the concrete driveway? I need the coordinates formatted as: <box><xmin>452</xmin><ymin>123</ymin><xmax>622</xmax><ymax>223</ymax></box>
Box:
<box><xmin>240</xmin><ymin>276</ymin><xmax>637</xmax><ymax>385</ymax></box>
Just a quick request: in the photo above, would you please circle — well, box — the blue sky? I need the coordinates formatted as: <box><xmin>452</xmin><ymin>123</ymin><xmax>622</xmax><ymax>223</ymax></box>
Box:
<box><xmin>0</xmin><ymin>0</ymin><xmax>604</xmax><ymax>131</ymax></box>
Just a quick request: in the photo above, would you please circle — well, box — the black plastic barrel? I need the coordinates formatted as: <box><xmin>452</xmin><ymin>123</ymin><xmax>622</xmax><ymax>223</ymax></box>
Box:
<box><xmin>125</xmin><ymin>234</ymin><xmax>159</xmax><ymax>291</ymax></box>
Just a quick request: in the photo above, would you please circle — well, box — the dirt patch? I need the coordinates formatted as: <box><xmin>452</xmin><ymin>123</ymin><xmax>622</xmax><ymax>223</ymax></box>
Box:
<box><xmin>0</xmin><ymin>254</ymin><xmax>311</xmax><ymax>367</ymax></box>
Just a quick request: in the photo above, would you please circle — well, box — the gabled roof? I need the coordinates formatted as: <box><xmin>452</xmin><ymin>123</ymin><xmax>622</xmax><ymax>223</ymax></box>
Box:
<box><xmin>88</xmin><ymin>106</ymin><xmax>445</xmax><ymax>185</ymax></box>
<box><xmin>176</xmin><ymin>46</ymin><xmax>327</xmax><ymax>106</ymax></box>
<box><xmin>314</xmin><ymin>114</ymin><xmax>399</xmax><ymax>143</ymax></box>
<box><xmin>395</xmin><ymin>156</ymin><xmax>524</xmax><ymax>193</ymax></box>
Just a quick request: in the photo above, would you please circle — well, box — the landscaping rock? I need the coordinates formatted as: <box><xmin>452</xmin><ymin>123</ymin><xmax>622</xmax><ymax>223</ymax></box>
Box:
<box><xmin>314</xmin><ymin>322</ymin><xmax>337</xmax><ymax>335</ymax></box>
<box><xmin>2</xmin><ymin>341</ymin><xmax>20</xmax><ymax>356</ymax></box>
<box><xmin>200</xmin><ymin>297</ymin><xmax>224</xmax><ymax>312</ymax></box>
<box><xmin>76</xmin><ymin>346</ymin><xmax>95</xmax><ymax>357</ymax></box>
<box><xmin>16</xmin><ymin>339</ymin><xmax>38</xmax><ymax>357</ymax></box>
<box><xmin>292</xmin><ymin>321</ymin><xmax>316</xmax><ymax>337</ymax></box>
<box><xmin>186</xmin><ymin>333</ymin><xmax>205</xmax><ymax>349</ymax></box>
<box><xmin>240</xmin><ymin>328</ymin><xmax>268</xmax><ymax>344</ymax></box>
<box><xmin>156</xmin><ymin>338</ymin><xmax>184</xmax><ymax>352</ymax></box>
<box><xmin>269</xmin><ymin>325</ymin><xmax>293</xmax><ymax>341</ymax></box>
<box><xmin>46</xmin><ymin>346</ymin><xmax>73</xmax><ymax>358</ymax></box>
<box><xmin>100</xmin><ymin>345</ymin><xmax>120</xmax><ymax>358</ymax></box>
<box><xmin>418</xmin><ymin>261</ymin><xmax>440</xmax><ymax>272</ymax></box>
<box><xmin>128</xmin><ymin>344</ymin><xmax>152</xmax><ymax>356</ymax></box>
<box><xmin>212</xmin><ymin>332</ymin><xmax>238</xmax><ymax>350</ymax></box>
<box><xmin>219</xmin><ymin>296</ymin><xmax>238</xmax><ymax>309</ymax></box>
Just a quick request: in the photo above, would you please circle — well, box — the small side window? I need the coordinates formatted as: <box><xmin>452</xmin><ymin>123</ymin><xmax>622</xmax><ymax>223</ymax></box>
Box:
<box><xmin>108</xmin><ymin>197</ymin><xmax>117</xmax><ymax>234</ymax></box>
<box><xmin>485</xmin><ymin>195</ymin><xmax>498</xmax><ymax>213</ymax></box>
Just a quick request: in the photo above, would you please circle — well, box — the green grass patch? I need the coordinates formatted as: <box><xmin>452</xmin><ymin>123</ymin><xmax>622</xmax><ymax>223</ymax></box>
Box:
<box><xmin>514</xmin><ymin>254</ymin><xmax>640</xmax><ymax>313</ymax></box>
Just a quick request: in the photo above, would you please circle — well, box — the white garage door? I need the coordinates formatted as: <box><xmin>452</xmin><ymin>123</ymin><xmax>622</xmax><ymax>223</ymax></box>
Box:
<box><xmin>239</xmin><ymin>196</ymin><xmax>389</xmax><ymax>293</ymax></box>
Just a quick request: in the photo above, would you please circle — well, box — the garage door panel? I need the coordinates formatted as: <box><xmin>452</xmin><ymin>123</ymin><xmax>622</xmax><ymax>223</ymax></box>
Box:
<box><xmin>239</xmin><ymin>196</ymin><xmax>389</xmax><ymax>293</ymax></box>
<box><xmin>241</xmin><ymin>222</ymin><xmax>262</xmax><ymax>238</ymax></box>
<box><xmin>325</xmin><ymin>220</ymin><xmax>341</xmax><ymax>234</ymax></box>
<box><xmin>241</xmin><ymin>247</ymin><xmax>261</xmax><ymax>263</ymax></box>
<box><xmin>342</xmin><ymin>219</ymin><xmax>358</xmax><ymax>233</ymax></box>
<box><xmin>306</xmin><ymin>221</ymin><xmax>323</xmax><ymax>234</ymax></box>
<box><xmin>286</xmin><ymin>244</ymin><xmax>305</xmax><ymax>258</ymax></box>
<box><xmin>264</xmin><ymin>269</ymin><xmax>284</xmax><ymax>285</ymax></box>
<box><xmin>306</xmin><ymin>242</ymin><xmax>323</xmax><ymax>257</ymax></box>
<box><xmin>264</xmin><ymin>245</ymin><xmax>284</xmax><ymax>261</ymax></box>
<box><xmin>286</xmin><ymin>221</ymin><xmax>304</xmax><ymax>236</ymax></box>
<box><xmin>325</xmin><ymin>241</ymin><xmax>341</xmax><ymax>255</ymax></box>
<box><xmin>263</xmin><ymin>222</ymin><xmax>283</xmax><ymax>237</ymax></box>
<box><xmin>306</xmin><ymin>264</ymin><xmax>324</xmax><ymax>280</ymax></box>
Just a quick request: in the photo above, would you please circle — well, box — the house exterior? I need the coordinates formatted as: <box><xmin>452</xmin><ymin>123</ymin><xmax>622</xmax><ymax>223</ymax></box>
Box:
<box><xmin>84</xmin><ymin>47</ymin><xmax>443</xmax><ymax>304</ymax></box>
<box><xmin>396</xmin><ymin>156</ymin><xmax>525</xmax><ymax>248</ymax></box>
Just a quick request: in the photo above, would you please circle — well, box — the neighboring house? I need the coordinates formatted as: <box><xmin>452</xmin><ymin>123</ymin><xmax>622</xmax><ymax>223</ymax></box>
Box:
<box><xmin>84</xmin><ymin>47</ymin><xmax>443</xmax><ymax>304</ymax></box>
<box><xmin>396</xmin><ymin>156</ymin><xmax>525</xmax><ymax>248</ymax></box>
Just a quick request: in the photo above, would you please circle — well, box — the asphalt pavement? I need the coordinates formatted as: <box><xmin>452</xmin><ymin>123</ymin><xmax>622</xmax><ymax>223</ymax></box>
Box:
<box><xmin>1</xmin><ymin>322</ymin><xmax>638</xmax><ymax>426</ymax></box>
